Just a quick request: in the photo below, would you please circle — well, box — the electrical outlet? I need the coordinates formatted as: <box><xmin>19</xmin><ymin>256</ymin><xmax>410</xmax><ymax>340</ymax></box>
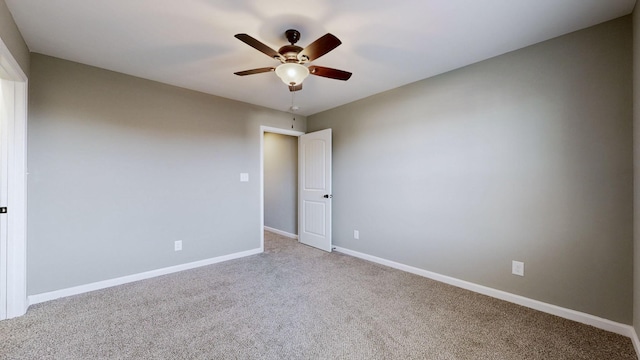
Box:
<box><xmin>512</xmin><ymin>260</ymin><xmax>524</xmax><ymax>276</ymax></box>
<box><xmin>240</xmin><ymin>173</ymin><xmax>249</xmax><ymax>182</ymax></box>
<box><xmin>174</xmin><ymin>240</ymin><xmax>182</xmax><ymax>251</ymax></box>
<box><xmin>354</xmin><ymin>230</ymin><xmax>359</xmax><ymax>240</ymax></box>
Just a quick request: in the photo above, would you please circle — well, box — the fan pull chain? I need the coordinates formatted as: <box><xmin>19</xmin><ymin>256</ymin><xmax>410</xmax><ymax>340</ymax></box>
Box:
<box><xmin>291</xmin><ymin>91</ymin><xmax>296</xmax><ymax>129</ymax></box>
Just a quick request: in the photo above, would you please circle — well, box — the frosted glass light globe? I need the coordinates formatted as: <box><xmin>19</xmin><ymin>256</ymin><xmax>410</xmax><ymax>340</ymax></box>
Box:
<box><xmin>275</xmin><ymin>63</ymin><xmax>310</xmax><ymax>86</ymax></box>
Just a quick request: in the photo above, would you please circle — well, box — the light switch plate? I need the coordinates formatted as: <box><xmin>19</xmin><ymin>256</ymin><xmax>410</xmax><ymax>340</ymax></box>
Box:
<box><xmin>240</xmin><ymin>173</ymin><xmax>249</xmax><ymax>182</ymax></box>
<box><xmin>512</xmin><ymin>260</ymin><xmax>524</xmax><ymax>276</ymax></box>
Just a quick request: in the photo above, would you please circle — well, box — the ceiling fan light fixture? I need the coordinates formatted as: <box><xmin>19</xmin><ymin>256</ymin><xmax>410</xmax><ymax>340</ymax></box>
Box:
<box><xmin>275</xmin><ymin>63</ymin><xmax>309</xmax><ymax>86</ymax></box>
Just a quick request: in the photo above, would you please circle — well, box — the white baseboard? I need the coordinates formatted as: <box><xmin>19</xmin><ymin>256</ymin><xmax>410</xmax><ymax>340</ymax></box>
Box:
<box><xmin>28</xmin><ymin>247</ymin><xmax>263</xmax><ymax>306</ymax></box>
<box><xmin>334</xmin><ymin>246</ymin><xmax>637</xmax><ymax>342</ymax></box>
<box><xmin>264</xmin><ymin>226</ymin><xmax>298</xmax><ymax>239</ymax></box>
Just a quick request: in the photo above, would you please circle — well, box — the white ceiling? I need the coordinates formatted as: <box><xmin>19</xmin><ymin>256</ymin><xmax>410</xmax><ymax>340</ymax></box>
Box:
<box><xmin>5</xmin><ymin>0</ymin><xmax>636</xmax><ymax>116</ymax></box>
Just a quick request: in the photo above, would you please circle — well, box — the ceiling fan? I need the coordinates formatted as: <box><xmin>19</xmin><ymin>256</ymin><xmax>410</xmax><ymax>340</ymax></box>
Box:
<box><xmin>234</xmin><ymin>29</ymin><xmax>352</xmax><ymax>92</ymax></box>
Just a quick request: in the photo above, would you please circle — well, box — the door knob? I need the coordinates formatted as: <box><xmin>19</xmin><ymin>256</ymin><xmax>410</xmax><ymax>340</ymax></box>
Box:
<box><xmin>323</xmin><ymin>194</ymin><xmax>333</xmax><ymax>198</ymax></box>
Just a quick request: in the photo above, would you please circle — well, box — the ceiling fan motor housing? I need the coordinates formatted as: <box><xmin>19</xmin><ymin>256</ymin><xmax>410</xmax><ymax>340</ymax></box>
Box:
<box><xmin>278</xmin><ymin>45</ymin><xmax>304</xmax><ymax>62</ymax></box>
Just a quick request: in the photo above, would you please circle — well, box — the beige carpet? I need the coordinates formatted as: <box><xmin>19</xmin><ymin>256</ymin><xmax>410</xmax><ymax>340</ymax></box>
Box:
<box><xmin>0</xmin><ymin>231</ymin><xmax>636</xmax><ymax>359</ymax></box>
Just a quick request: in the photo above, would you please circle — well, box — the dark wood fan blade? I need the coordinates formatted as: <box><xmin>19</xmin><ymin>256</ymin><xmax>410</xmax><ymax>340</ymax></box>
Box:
<box><xmin>289</xmin><ymin>84</ymin><xmax>303</xmax><ymax>92</ymax></box>
<box><xmin>235</xmin><ymin>34</ymin><xmax>283</xmax><ymax>60</ymax></box>
<box><xmin>234</xmin><ymin>67</ymin><xmax>275</xmax><ymax>76</ymax></box>
<box><xmin>298</xmin><ymin>33</ymin><xmax>342</xmax><ymax>62</ymax></box>
<box><xmin>308</xmin><ymin>66</ymin><xmax>352</xmax><ymax>81</ymax></box>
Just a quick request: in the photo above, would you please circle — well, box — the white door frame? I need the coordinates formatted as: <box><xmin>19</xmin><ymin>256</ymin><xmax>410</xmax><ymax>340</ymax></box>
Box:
<box><xmin>0</xmin><ymin>37</ymin><xmax>28</xmax><ymax>320</ymax></box>
<box><xmin>259</xmin><ymin>126</ymin><xmax>304</xmax><ymax>252</ymax></box>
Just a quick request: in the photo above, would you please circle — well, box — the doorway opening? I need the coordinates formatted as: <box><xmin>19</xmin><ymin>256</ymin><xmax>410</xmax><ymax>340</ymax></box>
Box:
<box><xmin>259</xmin><ymin>126</ymin><xmax>304</xmax><ymax>252</ymax></box>
<box><xmin>263</xmin><ymin>132</ymin><xmax>298</xmax><ymax>238</ymax></box>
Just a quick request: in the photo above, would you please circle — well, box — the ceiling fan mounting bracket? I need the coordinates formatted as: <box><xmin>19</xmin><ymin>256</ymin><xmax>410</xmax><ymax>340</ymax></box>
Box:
<box><xmin>285</xmin><ymin>29</ymin><xmax>301</xmax><ymax>45</ymax></box>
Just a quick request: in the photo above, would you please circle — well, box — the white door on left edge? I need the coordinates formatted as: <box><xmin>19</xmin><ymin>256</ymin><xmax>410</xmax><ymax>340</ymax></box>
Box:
<box><xmin>298</xmin><ymin>129</ymin><xmax>332</xmax><ymax>252</ymax></box>
<box><xmin>0</xmin><ymin>79</ymin><xmax>10</xmax><ymax>320</ymax></box>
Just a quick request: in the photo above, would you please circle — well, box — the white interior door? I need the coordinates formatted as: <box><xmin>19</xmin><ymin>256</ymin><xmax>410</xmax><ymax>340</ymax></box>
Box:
<box><xmin>298</xmin><ymin>129</ymin><xmax>332</xmax><ymax>252</ymax></box>
<box><xmin>0</xmin><ymin>37</ymin><xmax>28</xmax><ymax>319</ymax></box>
<box><xmin>0</xmin><ymin>80</ymin><xmax>7</xmax><ymax>320</ymax></box>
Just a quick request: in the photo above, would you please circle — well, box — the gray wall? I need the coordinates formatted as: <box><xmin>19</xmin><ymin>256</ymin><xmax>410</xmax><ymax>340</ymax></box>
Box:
<box><xmin>0</xmin><ymin>0</ymin><xmax>28</xmax><ymax>76</ymax></box>
<box><xmin>308</xmin><ymin>17</ymin><xmax>633</xmax><ymax>323</ymax></box>
<box><xmin>264</xmin><ymin>132</ymin><xmax>298</xmax><ymax>235</ymax></box>
<box><xmin>28</xmin><ymin>53</ymin><xmax>306</xmax><ymax>295</ymax></box>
